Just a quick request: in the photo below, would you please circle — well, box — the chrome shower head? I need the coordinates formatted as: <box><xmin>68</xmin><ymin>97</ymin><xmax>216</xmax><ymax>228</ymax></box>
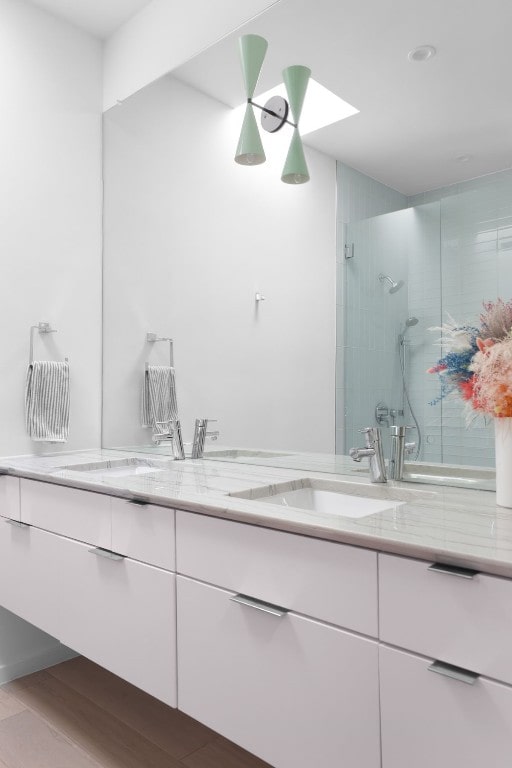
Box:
<box><xmin>378</xmin><ymin>273</ymin><xmax>404</xmax><ymax>294</ymax></box>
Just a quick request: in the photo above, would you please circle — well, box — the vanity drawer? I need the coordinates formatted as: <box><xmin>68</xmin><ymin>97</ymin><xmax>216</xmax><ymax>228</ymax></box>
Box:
<box><xmin>111</xmin><ymin>497</ymin><xmax>175</xmax><ymax>570</ymax></box>
<box><xmin>58</xmin><ymin>536</ymin><xmax>176</xmax><ymax>707</ymax></box>
<box><xmin>177</xmin><ymin>575</ymin><xmax>380</xmax><ymax>768</ymax></box>
<box><xmin>0</xmin><ymin>476</ymin><xmax>20</xmax><ymax>520</ymax></box>
<box><xmin>380</xmin><ymin>644</ymin><xmax>512</xmax><ymax>768</ymax></box>
<box><xmin>0</xmin><ymin>520</ymin><xmax>62</xmax><ymax>638</ymax></box>
<box><xmin>379</xmin><ymin>553</ymin><xmax>512</xmax><ymax>684</ymax></box>
<box><xmin>20</xmin><ymin>479</ymin><xmax>111</xmax><ymax>548</ymax></box>
<box><xmin>176</xmin><ymin>511</ymin><xmax>378</xmax><ymax>636</ymax></box>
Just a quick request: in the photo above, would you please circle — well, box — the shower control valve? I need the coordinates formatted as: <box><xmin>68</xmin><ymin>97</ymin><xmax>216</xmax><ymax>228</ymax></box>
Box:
<box><xmin>375</xmin><ymin>402</ymin><xmax>390</xmax><ymax>426</ymax></box>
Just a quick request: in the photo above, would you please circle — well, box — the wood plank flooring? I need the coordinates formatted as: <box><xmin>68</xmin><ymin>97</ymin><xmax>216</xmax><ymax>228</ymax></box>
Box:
<box><xmin>0</xmin><ymin>657</ymin><xmax>271</xmax><ymax>768</ymax></box>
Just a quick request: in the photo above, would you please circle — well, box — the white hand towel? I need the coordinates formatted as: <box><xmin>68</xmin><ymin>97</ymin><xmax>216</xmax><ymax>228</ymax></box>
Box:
<box><xmin>25</xmin><ymin>361</ymin><xmax>70</xmax><ymax>442</ymax></box>
<box><xmin>141</xmin><ymin>365</ymin><xmax>179</xmax><ymax>432</ymax></box>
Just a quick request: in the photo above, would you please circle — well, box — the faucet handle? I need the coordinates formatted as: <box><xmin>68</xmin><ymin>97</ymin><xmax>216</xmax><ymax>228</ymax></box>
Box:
<box><xmin>390</xmin><ymin>425</ymin><xmax>415</xmax><ymax>436</ymax></box>
<box><xmin>359</xmin><ymin>426</ymin><xmax>381</xmax><ymax>448</ymax></box>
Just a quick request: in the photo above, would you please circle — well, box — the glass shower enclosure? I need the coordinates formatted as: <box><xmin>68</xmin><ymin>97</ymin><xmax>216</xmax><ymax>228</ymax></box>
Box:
<box><xmin>339</xmin><ymin>191</ymin><xmax>502</xmax><ymax>468</ymax></box>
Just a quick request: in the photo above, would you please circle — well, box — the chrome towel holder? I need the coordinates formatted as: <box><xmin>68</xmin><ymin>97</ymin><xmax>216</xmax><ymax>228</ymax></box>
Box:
<box><xmin>146</xmin><ymin>332</ymin><xmax>174</xmax><ymax>369</ymax></box>
<box><xmin>29</xmin><ymin>322</ymin><xmax>68</xmax><ymax>365</ymax></box>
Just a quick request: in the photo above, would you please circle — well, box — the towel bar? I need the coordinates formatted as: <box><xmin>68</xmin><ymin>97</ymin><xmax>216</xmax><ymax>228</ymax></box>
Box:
<box><xmin>146</xmin><ymin>332</ymin><xmax>173</xmax><ymax>368</ymax></box>
<box><xmin>29</xmin><ymin>322</ymin><xmax>68</xmax><ymax>365</ymax></box>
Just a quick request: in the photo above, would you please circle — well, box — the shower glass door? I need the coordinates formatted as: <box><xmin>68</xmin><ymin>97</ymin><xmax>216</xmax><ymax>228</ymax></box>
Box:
<box><xmin>340</xmin><ymin>203</ymin><xmax>442</xmax><ymax>463</ymax></box>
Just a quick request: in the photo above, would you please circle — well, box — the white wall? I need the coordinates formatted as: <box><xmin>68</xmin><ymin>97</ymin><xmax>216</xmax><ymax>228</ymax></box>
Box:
<box><xmin>103</xmin><ymin>75</ymin><xmax>336</xmax><ymax>453</ymax></box>
<box><xmin>0</xmin><ymin>0</ymin><xmax>103</xmax><ymax>457</ymax></box>
<box><xmin>0</xmin><ymin>0</ymin><xmax>102</xmax><ymax>681</ymax></box>
<box><xmin>102</xmin><ymin>0</ymin><xmax>281</xmax><ymax>111</ymax></box>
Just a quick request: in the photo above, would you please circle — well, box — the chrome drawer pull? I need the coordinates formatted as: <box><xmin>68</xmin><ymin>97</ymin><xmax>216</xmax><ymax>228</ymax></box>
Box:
<box><xmin>428</xmin><ymin>660</ymin><xmax>479</xmax><ymax>685</ymax></box>
<box><xmin>88</xmin><ymin>547</ymin><xmax>125</xmax><ymax>561</ymax></box>
<box><xmin>428</xmin><ymin>562</ymin><xmax>479</xmax><ymax>579</ymax></box>
<box><xmin>230</xmin><ymin>593</ymin><xmax>289</xmax><ymax>617</ymax></box>
<box><xmin>4</xmin><ymin>519</ymin><xmax>30</xmax><ymax>529</ymax></box>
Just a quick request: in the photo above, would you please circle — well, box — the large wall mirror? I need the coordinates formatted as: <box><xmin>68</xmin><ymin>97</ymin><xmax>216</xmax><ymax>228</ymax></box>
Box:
<box><xmin>102</xmin><ymin>0</ymin><xmax>512</xmax><ymax>479</ymax></box>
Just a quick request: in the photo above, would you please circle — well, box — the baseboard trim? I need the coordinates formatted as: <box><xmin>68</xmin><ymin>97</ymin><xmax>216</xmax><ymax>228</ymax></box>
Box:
<box><xmin>0</xmin><ymin>643</ymin><xmax>78</xmax><ymax>685</ymax></box>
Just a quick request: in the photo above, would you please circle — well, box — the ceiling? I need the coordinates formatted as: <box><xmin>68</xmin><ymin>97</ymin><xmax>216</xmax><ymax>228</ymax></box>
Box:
<box><xmin>22</xmin><ymin>0</ymin><xmax>512</xmax><ymax>194</ymax></box>
<box><xmin>27</xmin><ymin>0</ymin><xmax>153</xmax><ymax>38</ymax></box>
<box><xmin>173</xmin><ymin>0</ymin><xmax>512</xmax><ymax>196</ymax></box>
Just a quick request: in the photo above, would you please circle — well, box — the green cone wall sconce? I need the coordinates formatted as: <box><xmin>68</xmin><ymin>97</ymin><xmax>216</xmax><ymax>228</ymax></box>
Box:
<box><xmin>234</xmin><ymin>34</ymin><xmax>311</xmax><ymax>184</ymax></box>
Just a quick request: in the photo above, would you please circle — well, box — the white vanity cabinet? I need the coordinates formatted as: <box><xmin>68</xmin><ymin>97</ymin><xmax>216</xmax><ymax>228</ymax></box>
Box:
<box><xmin>379</xmin><ymin>553</ymin><xmax>512</xmax><ymax>768</ymax></box>
<box><xmin>0</xmin><ymin>521</ymin><xmax>63</xmax><ymax>638</ymax></box>
<box><xmin>57</xmin><ymin>536</ymin><xmax>176</xmax><ymax>707</ymax></box>
<box><xmin>0</xmin><ymin>476</ymin><xmax>20</xmax><ymax>521</ymax></box>
<box><xmin>111</xmin><ymin>496</ymin><xmax>175</xmax><ymax>571</ymax></box>
<box><xmin>380</xmin><ymin>645</ymin><xmax>512</xmax><ymax>768</ymax></box>
<box><xmin>0</xmin><ymin>479</ymin><xmax>177</xmax><ymax>707</ymax></box>
<box><xmin>3</xmin><ymin>471</ymin><xmax>512</xmax><ymax>768</ymax></box>
<box><xmin>379</xmin><ymin>553</ymin><xmax>512</xmax><ymax>684</ymax></box>
<box><xmin>21</xmin><ymin>479</ymin><xmax>111</xmax><ymax>549</ymax></box>
<box><xmin>176</xmin><ymin>511</ymin><xmax>381</xmax><ymax>768</ymax></box>
<box><xmin>176</xmin><ymin>509</ymin><xmax>378</xmax><ymax>636</ymax></box>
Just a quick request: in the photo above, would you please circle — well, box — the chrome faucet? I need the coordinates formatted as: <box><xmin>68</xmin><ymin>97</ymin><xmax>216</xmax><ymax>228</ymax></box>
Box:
<box><xmin>349</xmin><ymin>427</ymin><xmax>387</xmax><ymax>483</ymax></box>
<box><xmin>152</xmin><ymin>419</ymin><xmax>185</xmax><ymax>460</ymax></box>
<box><xmin>389</xmin><ymin>425</ymin><xmax>416</xmax><ymax>480</ymax></box>
<box><xmin>191</xmin><ymin>418</ymin><xmax>219</xmax><ymax>459</ymax></box>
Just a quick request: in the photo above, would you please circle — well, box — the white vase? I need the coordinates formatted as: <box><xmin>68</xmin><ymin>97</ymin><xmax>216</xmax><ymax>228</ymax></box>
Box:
<box><xmin>495</xmin><ymin>417</ymin><xmax>512</xmax><ymax>507</ymax></box>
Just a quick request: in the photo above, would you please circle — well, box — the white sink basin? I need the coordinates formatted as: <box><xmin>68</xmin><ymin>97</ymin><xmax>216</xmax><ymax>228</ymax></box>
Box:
<box><xmin>260</xmin><ymin>486</ymin><xmax>400</xmax><ymax>518</ymax></box>
<box><xmin>231</xmin><ymin>478</ymin><xmax>437</xmax><ymax>518</ymax></box>
<box><xmin>59</xmin><ymin>458</ymin><xmax>170</xmax><ymax>477</ymax></box>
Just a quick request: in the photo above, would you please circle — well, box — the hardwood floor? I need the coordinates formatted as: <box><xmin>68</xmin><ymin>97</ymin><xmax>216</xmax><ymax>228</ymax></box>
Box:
<box><xmin>0</xmin><ymin>658</ymin><xmax>271</xmax><ymax>768</ymax></box>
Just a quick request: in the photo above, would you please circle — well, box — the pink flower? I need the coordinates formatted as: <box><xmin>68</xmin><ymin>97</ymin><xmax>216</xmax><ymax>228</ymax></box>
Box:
<box><xmin>427</xmin><ymin>363</ymin><xmax>447</xmax><ymax>374</ymax></box>
<box><xmin>476</xmin><ymin>337</ymin><xmax>495</xmax><ymax>353</ymax></box>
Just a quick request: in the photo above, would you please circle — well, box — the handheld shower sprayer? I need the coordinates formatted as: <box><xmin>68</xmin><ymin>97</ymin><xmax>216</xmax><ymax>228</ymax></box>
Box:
<box><xmin>398</xmin><ymin>316</ymin><xmax>421</xmax><ymax>460</ymax></box>
<box><xmin>399</xmin><ymin>316</ymin><xmax>419</xmax><ymax>343</ymax></box>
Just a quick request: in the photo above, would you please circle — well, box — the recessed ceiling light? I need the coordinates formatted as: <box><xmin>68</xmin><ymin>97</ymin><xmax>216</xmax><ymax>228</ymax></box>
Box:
<box><xmin>408</xmin><ymin>45</ymin><xmax>437</xmax><ymax>62</ymax></box>
<box><xmin>246</xmin><ymin>79</ymin><xmax>359</xmax><ymax>136</ymax></box>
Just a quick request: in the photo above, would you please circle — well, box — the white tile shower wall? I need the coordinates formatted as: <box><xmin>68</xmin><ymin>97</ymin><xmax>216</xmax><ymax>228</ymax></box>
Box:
<box><xmin>336</xmin><ymin>163</ymin><xmax>407</xmax><ymax>453</ymax></box>
<box><xmin>0</xmin><ymin>0</ymin><xmax>103</xmax><ymax>456</ymax></box>
<box><xmin>103</xmin><ymin>76</ymin><xmax>336</xmax><ymax>452</ymax></box>
<box><xmin>411</xmin><ymin>170</ymin><xmax>512</xmax><ymax>467</ymax></box>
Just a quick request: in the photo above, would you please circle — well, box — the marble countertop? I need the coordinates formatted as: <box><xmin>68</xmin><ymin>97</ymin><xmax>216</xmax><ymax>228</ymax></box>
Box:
<box><xmin>0</xmin><ymin>448</ymin><xmax>511</xmax><ymax>578</ymax></box>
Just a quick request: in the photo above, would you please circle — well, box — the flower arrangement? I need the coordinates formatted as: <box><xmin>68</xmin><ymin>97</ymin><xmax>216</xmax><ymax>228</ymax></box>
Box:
<box><xmin>428</xmin><ymin>299</ymin><xmax>512</xmax><ymax>418</ymax></box>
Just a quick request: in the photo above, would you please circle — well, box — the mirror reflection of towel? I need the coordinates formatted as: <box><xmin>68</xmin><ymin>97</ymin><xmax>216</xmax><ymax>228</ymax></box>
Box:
<box><xmin>25</xmin><ymin>361</ymin><xmax>70</xmax><ymax>442</ymax></box>
<box><xmin>141</xmin><ymin>365</ymin><xmax>179</xmax><ymax>433</ymax></box>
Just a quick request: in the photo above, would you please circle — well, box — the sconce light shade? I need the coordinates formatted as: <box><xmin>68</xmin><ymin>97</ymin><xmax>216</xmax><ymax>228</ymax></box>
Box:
<box><xmin>238</xmin><ymin>34</ymin><xmax>268</xmax><ymax>98</ymax></box>
<box><xmin>235</xmin><ymin>103</ymin><xmax>266</xmax><ymax>165</ymax></box>
<box><xmin>282</xmin><ymin>65</ymin><xmax>311</xmax><ymax>123</ymax></box>
<box><xmin>235</xmin><ymin>37</ymin><xmax>311</xmax><ymax>183</ymax></box>
<box><xmin>281</xmin><ymin>127</ymin><xmax>309</xmax><ymax>184</ymax></box>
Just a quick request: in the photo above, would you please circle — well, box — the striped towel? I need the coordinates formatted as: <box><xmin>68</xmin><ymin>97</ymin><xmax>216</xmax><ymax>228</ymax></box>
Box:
<box><xmin>142</xmin><ymin>365</ymin><xmax>179</xmax><ymax>433</ymax></box>
<box><xmin>25</xmin><ymin>361</ymin><xmax>70</xmax><ymax>442</ymax></box>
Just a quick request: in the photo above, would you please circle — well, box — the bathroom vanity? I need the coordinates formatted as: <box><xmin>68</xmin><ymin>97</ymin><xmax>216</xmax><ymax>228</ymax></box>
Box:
<box><xmin>0</xmin><ymin>452</ymin><xmax>511</xmax><ymax>768</ymax></box>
